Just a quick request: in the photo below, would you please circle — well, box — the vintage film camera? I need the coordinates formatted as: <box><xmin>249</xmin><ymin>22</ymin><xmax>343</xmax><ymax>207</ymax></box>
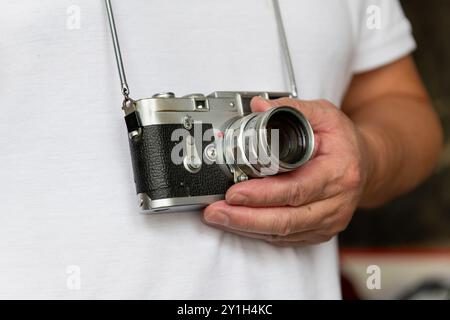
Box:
<box><xmin>123</xmin><ymin>91</ymin><xmax>314</xmax><ymax>213</ymax></box>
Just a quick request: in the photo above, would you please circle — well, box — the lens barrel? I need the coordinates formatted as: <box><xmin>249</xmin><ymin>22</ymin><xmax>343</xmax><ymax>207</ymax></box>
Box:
<box><xmin>222</xmin><ymin>106</ymin><xmax>314</xmax><ymax>178</ymax></box>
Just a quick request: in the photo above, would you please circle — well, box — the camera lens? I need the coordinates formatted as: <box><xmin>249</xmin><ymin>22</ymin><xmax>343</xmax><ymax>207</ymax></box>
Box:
<box><xmin>266</xmin><ymin>110</ymin><xmax>306</xmax><ymax>166</ymax></box>
<box><xmin>222</xmin><ymin>106</ymin><xmax>314</xmax><ymax>178</ymax></box>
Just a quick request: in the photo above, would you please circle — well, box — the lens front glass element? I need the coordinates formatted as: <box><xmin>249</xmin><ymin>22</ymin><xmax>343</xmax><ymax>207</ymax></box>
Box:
<box><xmin>223</xmin><ymin>106</ymin><xmax>314</xmax><ymax>178</ymax></box>
<box><xmin>266</xmin><ymin>110</ymin><xmax>306</xmax><ymax>166</ymax></box>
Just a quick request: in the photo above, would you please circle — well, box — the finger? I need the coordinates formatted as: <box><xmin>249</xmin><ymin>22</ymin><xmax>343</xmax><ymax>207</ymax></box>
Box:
<box><xmin>203</xmin><ymin>217</ymin><xmax>329</xmax><ymax>246</ymax></box>
<box><xmin>203</xmin><ymin>212</ymin><xmax>311</xmax><ymax>242</ymax></box>
<box><xmin>203</xmin><ymin>224</ymin><xmax>309</xmax><ymax>248</ymax></box>
<box><xmin>200</xmin><ymin>217</ymin><xmax>272</xmax><ymax>241</ymax></box>
<box><xmin>226</xmin><ymin>155</ymin><xmax>339</xmax><ymax>207</ymax></box>
<box><xmin>266</xmin><ymin>231</ymin><xmax>333</xmax><ymax>244</ymax></box>
<box><xmin>203</xmin><ymin>200</ymin><xmax>331</xmax><ymax>236</ymax></box>
<box><xmin>250</xmin><ymin>96</ymin><xmax>273</xmax><ymax>112</ymax></box>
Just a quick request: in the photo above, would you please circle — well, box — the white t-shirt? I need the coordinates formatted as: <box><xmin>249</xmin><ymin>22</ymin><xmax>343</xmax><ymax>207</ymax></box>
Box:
<box><xmin>0</xmin><ymin>0</ymin><xmax>415</xmax><ymax>299</ymax></box>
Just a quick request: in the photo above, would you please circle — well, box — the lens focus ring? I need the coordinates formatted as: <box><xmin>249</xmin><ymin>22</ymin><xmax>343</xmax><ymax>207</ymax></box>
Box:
<box><xmin>223</xmin><ymin>106</ymin><xmax>314</xmax><ymax>177</ymax></box>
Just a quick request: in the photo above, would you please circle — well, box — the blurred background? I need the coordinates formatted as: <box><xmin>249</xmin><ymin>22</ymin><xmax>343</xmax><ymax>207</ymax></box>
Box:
<box><xmin>339</xmin><ymin>0</ymin><xmax>450</xmax><ymax>300</ymax></box>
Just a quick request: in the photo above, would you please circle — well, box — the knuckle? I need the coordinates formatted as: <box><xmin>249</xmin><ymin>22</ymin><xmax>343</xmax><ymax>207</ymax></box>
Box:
<box><xmin>345</xmin><ymin>163</ymin><xmax>363</xmax><ymax>189</ymax></box>
<box><xmin>325</xmin><ymin>217</ymin><xmax>350</xmax><ymax>236</ymax></box>
<box><xmin>317</xmin><ymin>99</ymin><xmax>336</xmax><ymax>111</ymax></box>
<box><xmin>272</xmin><ymin>213</ymin><xmax>294</xmax><ymax>236</ymax></box>
<box><xmin>287</xmin><ymin>181</ymin><xmax>306</xmax><ymax>206</ymax></box>
<box><xmin>319</xmin><ymin>214</ymin><xmax>346</xmax><ymax>236</ymax></box>
<box><xmin>320</xmin><ymin>218</ymin><xmax>334</xmax><ymax>232</ymax></box>
<box><xmin>317</xmin><ymin>99</ymin><xmax>332</xmax><ymax>106</ymax></box>
<box><xmin>276</xmin><ymin>97</ymin><xmax>295</xmax><ymax>107</ymax></box>
<box><xmin>329</xmin><ymin>223</ymin><xmax>345</xmax><ymax>236</ymax></box>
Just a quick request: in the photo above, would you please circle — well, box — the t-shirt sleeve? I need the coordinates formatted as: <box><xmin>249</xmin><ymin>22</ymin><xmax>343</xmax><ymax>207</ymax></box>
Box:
<box><xmin>351</xmin><ymin>0</ymin><xmax>416</xmax><ymax>73</ymax></box>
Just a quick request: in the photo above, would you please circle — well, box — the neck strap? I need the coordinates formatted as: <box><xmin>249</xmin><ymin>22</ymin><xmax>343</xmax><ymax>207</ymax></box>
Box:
<box><xmin>104</xmin><ymin>0</ymin><xmax>298</xmax><ymax>101</ymax></box>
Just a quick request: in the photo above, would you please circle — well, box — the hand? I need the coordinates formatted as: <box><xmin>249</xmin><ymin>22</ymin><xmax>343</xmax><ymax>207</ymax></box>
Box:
<box><xmin>202</xmin><ymin>97</ymin><xmax>372</xmax><ymax>246</ymax></box>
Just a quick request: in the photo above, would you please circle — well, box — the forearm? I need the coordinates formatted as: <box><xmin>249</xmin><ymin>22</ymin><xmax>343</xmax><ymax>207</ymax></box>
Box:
<box><xmin>350</xmin><ymin>94</ymin><xmax>443</xmax><ymax>208</ymax></box>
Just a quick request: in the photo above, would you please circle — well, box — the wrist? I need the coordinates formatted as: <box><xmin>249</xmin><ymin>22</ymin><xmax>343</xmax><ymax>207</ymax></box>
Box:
<box><xmin>355</xmin><ymin>124</ymin><xmax>385</xmax><ymax>208</ymax></box>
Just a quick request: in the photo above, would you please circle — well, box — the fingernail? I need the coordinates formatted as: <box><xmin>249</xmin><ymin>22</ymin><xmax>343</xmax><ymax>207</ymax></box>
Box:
<box><xmin>205</xmin><ymin>211</ymin><xmax>229</xmax><ymax>226</ymax></box>
<box><xmin>227</xmin><ymin>193</ymin><xmax>247</xmax><ymax>205</ymax></box>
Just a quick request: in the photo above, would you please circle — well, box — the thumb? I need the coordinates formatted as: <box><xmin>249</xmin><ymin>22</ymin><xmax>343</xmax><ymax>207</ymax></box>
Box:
<box><xmin>250</xmin><ymin>96</ymin><xmax>273</xmax><ymax>112</ymax></box>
